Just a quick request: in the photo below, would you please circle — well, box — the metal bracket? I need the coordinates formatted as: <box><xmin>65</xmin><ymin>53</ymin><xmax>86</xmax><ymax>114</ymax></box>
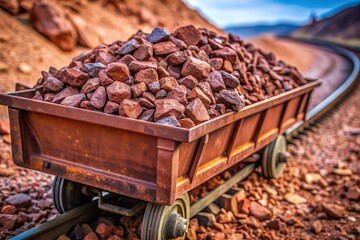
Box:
<box><xmin>97</xmin><ymin>191</ymin><xmax>146</xmax><ymax>217</ymax></box>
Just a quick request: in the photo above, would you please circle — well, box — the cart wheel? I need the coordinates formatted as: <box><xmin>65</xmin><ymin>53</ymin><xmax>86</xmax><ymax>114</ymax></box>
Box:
<box><xmin>52</xmin><ymin>176</ymin><xmax>93</xmax><ymax>214</ymax></box>
<box><xmin>262</xmin><ymin>135</ymin><xmax>287</xmax><ymax>178</ymax></box>
<box><xmin>141</xmin><ymin>193</ymin><xmax>190</xmax><ymax>240</ymax></box>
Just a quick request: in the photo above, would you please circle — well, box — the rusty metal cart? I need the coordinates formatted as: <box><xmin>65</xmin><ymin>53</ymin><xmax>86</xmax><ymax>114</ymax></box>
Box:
<box><xmin>0</xmin><ymin>80</ymin><xmax>320</xmax><ymax>239</ymax></box>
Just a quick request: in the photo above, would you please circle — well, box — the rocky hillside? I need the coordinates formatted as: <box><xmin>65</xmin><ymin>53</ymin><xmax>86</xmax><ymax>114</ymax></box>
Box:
<box><xmin>294</xmin><ymin>4</ymin><xmax>360</xmax><ymax>40</ymax></box>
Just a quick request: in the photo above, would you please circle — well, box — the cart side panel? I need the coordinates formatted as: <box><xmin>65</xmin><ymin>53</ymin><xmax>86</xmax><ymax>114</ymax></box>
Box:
<box><xmin>280</xmin><ymin>97</ymin><xmax>302</xmax><ymax>133</ymax></box>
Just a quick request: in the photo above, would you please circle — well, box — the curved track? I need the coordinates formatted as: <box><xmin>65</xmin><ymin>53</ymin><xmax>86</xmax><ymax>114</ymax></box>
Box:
<box><xmin>10</xmin><ymin>40</ymin><xmax>360</xmax><ymax>240</ymax></box>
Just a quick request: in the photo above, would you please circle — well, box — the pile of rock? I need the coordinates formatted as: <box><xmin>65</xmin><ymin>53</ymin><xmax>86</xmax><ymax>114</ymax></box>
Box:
<box><xmin>32</xmin><ymin>25</ymin><xmax>307</xmax><ymax>128</ymax></box>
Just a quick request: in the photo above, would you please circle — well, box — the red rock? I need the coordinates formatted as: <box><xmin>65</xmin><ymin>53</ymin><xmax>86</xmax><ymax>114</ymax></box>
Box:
<box><xmin>207</xmin><ymin>71</ymin><xmax>225</xmax><ymax>91</ymax></box>
<box><xmin>80</xmin><ymin>100</ymin><xmax>94</xmax><ymax>110</ymax></box>
<box><xmin>1</xmin><ymin>205</ymin><xmax>17</xmax><ymax>214</ymax></box>
<box><xmin>148</xmin><ymin>81</ymin><xmax>161</xmax><ymax>93</ymax></box>
<box><xmin>188</xmin><ymin>87</ymin><xmax>211</xmax><ymax>107</ymax></box>
<box><xmin>129</xmin><ymin>60</ymin><xmax>157</xmax><ymax>72</ymax></box>
<box><xmin>56</xmin><ymin>234</ymin><xmax>70</xmax><ymax>240</ymax></box>
<box><xmin>0</xmin><ymin>0</ymin><xmax>19</xmax><ymax>14</ymax></box>
<box><xmin>156</xmin><ymin>116</ymin><xmax>180</xmax><ymax>127</ymax></box>
<box><xmin>96</xmin><ymin>52</ymin><xmax>117</xmax><ymax>65</ymax></box>
<box><xmin>153</xmin><ymin>41</ymin><xmax>179</xmax><ymax>55</ymax></box>
<box><xmin>178</xmin><ymin>118</ymin><xmax>195</xmax><ymax>129</ymax></box>
<box><xmin>157</xmin><ymin>66</ymin><xmax>170</xmax><ymax>78</ymax></box>
<box><xmin>159</xmin><ymin>77</ymin><xmax>179</xmax><ymax>91</ymax></box>
<box><xmin>139</xmin><ymin>109</ymin><xmax>155</xmax><ymax>121</ymax></box>
<box><xmin>0</xmin><ymin>214</ymin><xmax>18</xmax><ymax>229</ymax></box>
<box><xmin>120</xmin><ymin>54</ymin><xmax>136</xmax><ymax>66</ymax></box>
<box><xmin>117</xmin><ymin>39</ymin><xmax>139</xmax><ymax>55</ymax></box>
<box><xmin>346</xmin><ymin>187</ymin><xmax>360</xmax><ymax>200</ymax></box>
<box><xmin>53</xmin><ymin>87</ymin><xmax>79</xmax><ymax>103</ymax></box>
<box><xmin>167</xmin><ymin>85</ymin><xmax>187</xmax><ymax>105</ymax></box>
<box><xmin>81</xmin><ymin>78</ymin><xmax>100</xmax><ymax>93</ymax></box>
<box><xmin>64</xmin><ymin>67</ymin><xmax>89</xmax><ymax>87</ymax></box>
<box><xmin>219</xmin><ymin>89</ymin><xmax>245</xmax><ymax>111</ymax></box>
<box><xmin>220</xmin><ymin>70</ymin><xmax>240</xmax><ymax>88</ymax></box>
<box><xmin>222</xmin><ymin>60</ymin><xmax>233</xmax><ymax>72</ymax></box>
<box><xmin>142</xmin><ymin>92</ymin><xmax>156</xmax><ymax>103</ymax></box>
<box><xmin>104</xmin><ymin>101</ymin><xmax>119</xmax><ymax>114</ymax></box>
<box><xmin>0</xmin><ymin>120</ymin><xmax>10</xmax><ymax>135</ymax></box>
<box><xmin>154</xmin><ymin>99</ymin><xmax>185</xmax><ymax>121</ymax></box>
<box><xmin>106</xmin><ymin>62</ymin><xmax>130</xmax><ymax>82</ymax></box>
<box><xmin>131</xmin><ymin>82</ymin><xmax>147</xmax><ymax>97</ymax></box>
<box><xmin>135</xmin><ymin>68</ymin><xmax>159</xmax><ymax>85</ymax></box>
<box><xmin>43</xmin><ymin>76</ymin><xmax>64</xmax><ymax>92</ymax></box>
<box><xmin>186</xmin><ymin>98</ymin><xmax>210</xmax><ymax>124</ymax></box>
<box><xmin>239</xmin><ymin>198</ymin><xmax>251</xmax><ymax>214</ymax></box>
<box><xmin>118</xmin><ymin>99</ymin><xmax>142</xmax><ymax>119</ymax></box>
<box><xmin>61</xmin><ymin>93</ymin><xmax>86</xmax><ymax>107</ymax></box>
<box><xmin>107</xmin><ymin>235</ymin><xmax>121</xmax><ymax>240</ymax></box>
<box><xmin>99</xmin><ymin>70</ymin><xmax>114</xmax><ymax>86</ymax></box>
<box><xmin>181</xmin><ymin>56</ymin><xmax>211</xmax><ymax>80</ymax></box>
<box><xmin>30</xmin><ymin>1</ymin><xmax>77</xmax><ymax>51</ymax></box>
<box><xmin>95</xmin><ymin>223</ymin><xmax>113</xmax><ymax>239</ymax></box>
<box><xmin>90</xmin><ymin>86</ymin><xmax>107</xmax><ymax>109</ymax></box>
<box><xmin>83</xmin><ymin>232</ymin><xmax>98</xmax><ymax>240</ymax></box>
<box><xmin>211</xmin><ymin>47</ymin><xmax>238</xmax><ymax>64</ymax></box>
<box><xmin>194</xmin><ymin>212</ymin><xmax>216</xmax><ymax>227</ymax></box>
<box><xmin>209</xmin><ymin>58</ymin><xmax>223</xmax><ymax>71</ymax></box>
<box><xmin>208</xmin><ymin>105</ymin><xmax>220</xmax><ymax>118</ymax></box>
<box><xmin>321</xmin><ymin>203</ymin><xmax>345</xmax><ymax>219</ymax></box>
<box><xmin>106</xmin><ymin>82</ymin><xmax>131</xmax><ymax>104</ymax></box>
<box><xmin>178</xmin><ymin>75</ymin><xmax>198</xmax><ymax>89</ymax></box>
<box><xmin>5</xmin><ymin>193</ymin><xmax>32</xmax><ymax>208</ymax></box>
<box><xmin>167</xmin><ymin>51</ymin><xmax>187</xmax><ymax>65</ymax></box>
<box><xmin>249</xmin><ymin>202</ymin><xmax>272</xmax><ymax>221</ymax></box>
<box><xmin>311</xmin><ymin>220</ymin><xmax>322</xmax><ymax>234</ymax></box>
<box><xmin>167</xmin><ymin>65</ymin><xmax>181</xmax><ymax>79</ymax></box>
<box><xmin>174</xmin><ymin>25</ymin><xmax>202</xmax><ymax>46</ymax></box>
<box><xmin>169</xmin><ymin>36</ymin><xmax>188</xmax><ymax>50</ymax></box>
<box><xmin>198</xmin><ymin>81</ymin><xmax>215</xmax><ymax>104</ymax></box>
<box><xmin>133</xmin><ymin>44</ymin><xmax>153</xmax><ymax>61</ymax></box>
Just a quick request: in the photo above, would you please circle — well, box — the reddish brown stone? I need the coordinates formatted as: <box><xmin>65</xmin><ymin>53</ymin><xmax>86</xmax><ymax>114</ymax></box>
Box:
<box><xmin>138</xmin><ymin>109</ymin><xmax>155</xmax><ymax>121</ymax></box>
<box><xmin>142</xmin><ymin>92</ymin><xmax>156</xmax><ymax>103</ymax></box>
<box><xmin>133</xmin><ymin>44</ymin><xmax>153</xmax><ymax>61</ymax></box>
<box><xmin>96</xmin><ymin>52</ymin><xmax>117</xmax><ymax>65</ymax></box>
<box><xmin>159</xmin><ymin>77</ymin><xmax>179</xmax><ymax>91</ymax></box>
<box><xmin>197</xmin><ymin>50</ymin><xmax>209</xmax><ymax>62</ymax></box>
<box><xmin>219</xmin><ymin>89</ymin><xmax>245</xmax><ymax>111</ymax></box>
<box><xmin>188</xmin><ymin>87</ymin><xmax>211</xmax><ymax>107</ymax></box>
<box><xmin>186</xmin><ymin>98</ymin><xmax>210</xmax><ymax>124</ymax></box>
<box><xmin>207</xmin><ymin>71</ymin><xmax>226</xmax><ymax>91</ymax></box>
<box><xmin>249</xmin><ymin>202</ymin><xmax>272</xmax><ymax>221</ymax></box>
<box><xmin>81</xmin><ymin>78</ymin><xmax>100</xmax><ymax>93</ymax></box>
<box><xmin>131</xmin><ymin>82</ymin><xmax>147</xmax><ymax>97</ymax></box>
<box><xmin>157</xmin><ymin>67</ymin><xmax>170</xmax><ymax>78</ymax></box>
<box><xmin>181</xmin><ymin>56</ymin><xmax>211</xmax><ymax>80</ymax></box>
<box><xmin>90</xmin><ymin>86</ymin><xmax>107</xmax><ymax>109</ymax></box>
<box><xmin>211</xmin><ymin>47</ymin><xmax>238</xmax><ymax>64</ymax></box>
<box><xmin>155</xmin><ymin>89</ymin><xmax>167</xmax><ymax>99</ymax></box>
<box><xmin>118</xmin><ymin>99</ymin><xmax>142</xmax><ymax>119</ymax></box>
<box><xmin>208</xmin><ymin>58</ymin><xmax>224</xmax><ymax>71</ymax></box>
<box><xmin>167</xmin><ymin>64</ymin><xmax>181</xmax><ymax>79</ymax></box>
<box><xmin>99</xmin><ymin>70</ymin><xmax>114</xmax><ymax>86</ymax></box>
<box><xmin>167</xmin><ymin>85</ymin><xmax>187</xmax><ymax>105</ymax></box>
<box><xmin>106</xmin><ymin>82</ymin><xmax>131</xmax><ymax>104</ymax></box>
<box><xmin>167</xmin><ymin>51</ymin><xmax>187</xmax><ymax>65</ymax></box>
<box><xmin>104</xmin><ymin>101</ymin><xmax>119</xmax><ymax>114</ymax></box>
<box><xmin>154</xmin><ymin>99</ymin><xmax>185</xmax><ymax>121</ymax></box>
<box><xmin>179</xmin><ymin>118</ymin><xmax>195</xmax><ymax>129</ymax></box>
<box><xmin>135</xmin><ymin>68</ymin><xmax>159</xmax><ymax>85</ymax></box>
<box><xmin>95</xmin><ymin>223</ymin><xmax>113</xmax><ymax>239</ymax></box>
<box><xmin>0</xmin><ymin>214</ymin><xmax>18</xmax><ymax>229</ymax></box>
<box><xmin>238</xmin><ymin>198</ymin><xmax>251</xmax><ymax>214</ymax></box>
<box><xmin>83</xmin><ymin>232</ymin><xmax>98</xmax><ymax>240</ymax></box>
<box><xmin>169</xmin><ymin>36</ymin><xmax>188</xmax><ymax>50</ymax></box>
<box><xmin>153</xmin><ymin>41</ymin><xmax>179</xmax><ymax>55</ymax></box>
<box><xmin>106</xmin><ymin>62</ymin><xmax>130</xmax><ymax>82</ymax></box>
<box><xmin>43</xmin><ymin>76</ymin><xmax>64</xmax><ymax>92</ymax></box>
<box><xmin>220</xmin><ymin>70</ymin><xmax>240</xmax><ymax>88</ymax></box>
<box><xmin>53</xmin><ymin>87</ymin><xmax>79</xmax><ymax>103</ymax></box>
<box><xmin>222</xmin><ymin>60</ymin><xmax>233</xmax><ymax>73</ymax></box>
<box><xmin>198</xmin><ymin>81</ymin><xmax>215</xmax><ymax>104</ymax></box>
<box><xmin>61</xmin><ymin>93</ymin><xmax>86</xmax><ymax>107</ymax></box>
<box><xmin>137</xmin><ymin>98</ymin><xmax>155</xmax><ymax>109</ymax></box>
<box><xmin>1</xmin><ymin>205</ymin><xmax>17</xmax><ymax>215</ymax></box>
<box><xmin>80</xmin><ymin>100</ymin><xmax>95</xmax><ymax>110</ymax></box>
<box><xmin>30</xmin><ymin>1</ymin><xmax>77</xmax><ymax>51</ymax></box>
<box><xmin>178</xmin><ymin>75</ymin><xmax>198</xmax><ymax>89</ymax></box>
<box><xmin>0</xmin><ymin>0</ymin><xmax>19</xmax><ymax>14</ymax></box>
<box><xmin>174</xmin><ymin>25</ymin><xmax>202</xmax><ymax>46</ymax></box>
<box><xmin>120</xmin><ymin>54</ymin><xmax>136</xmax><ymax>66</ymax></box>
<box><xmin>208</xmin><ymin>105</ymin><xmax>220</xmax><ymax>118</ymax></box>
<box><xmin>64</xmin><ymin>67</ymin><xmax>89</xmax><ymax>87</ymax></box>
<box><xmin>129</xmin><ymin>60</ymin><xmax>157</xmax><ymax>72</ymax></box>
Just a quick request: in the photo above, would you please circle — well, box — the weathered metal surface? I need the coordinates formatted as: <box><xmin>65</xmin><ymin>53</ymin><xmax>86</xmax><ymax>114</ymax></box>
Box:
<box><xmin>0</xmin><ymin>81</ymin><xmax>320</xmax><ymax>205</ymax></box>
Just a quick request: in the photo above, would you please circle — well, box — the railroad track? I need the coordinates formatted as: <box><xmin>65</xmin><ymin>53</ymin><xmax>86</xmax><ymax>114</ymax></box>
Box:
<box><xmin>11</xmin><ymin>40</ymin><xmax>360</xmax><ymax>240</ymax></box>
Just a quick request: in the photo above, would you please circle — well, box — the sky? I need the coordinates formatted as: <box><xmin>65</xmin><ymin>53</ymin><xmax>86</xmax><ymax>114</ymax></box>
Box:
<box><xmin>184</xmin><ymin>0</ymin><xmax>360</xmax><ymax>27</ymax></box>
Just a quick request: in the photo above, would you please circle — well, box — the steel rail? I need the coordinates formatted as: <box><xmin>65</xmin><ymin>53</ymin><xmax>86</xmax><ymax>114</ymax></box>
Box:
<box><xmin>9</xmin><ymin>40</ymin><xmax>360</xmax><ymax>240</ymax></box>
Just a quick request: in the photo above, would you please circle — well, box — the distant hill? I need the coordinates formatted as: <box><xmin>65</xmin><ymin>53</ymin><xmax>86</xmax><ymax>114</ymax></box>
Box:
<box><xmin>294</xmin><ymin>4</ymin><xmax>360</xmax><ymax>40</ymax></box>
<box><xmin>225</xmin><ymin>23</ymin><xmax>300</xmax><ymax>39</ymax></box>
